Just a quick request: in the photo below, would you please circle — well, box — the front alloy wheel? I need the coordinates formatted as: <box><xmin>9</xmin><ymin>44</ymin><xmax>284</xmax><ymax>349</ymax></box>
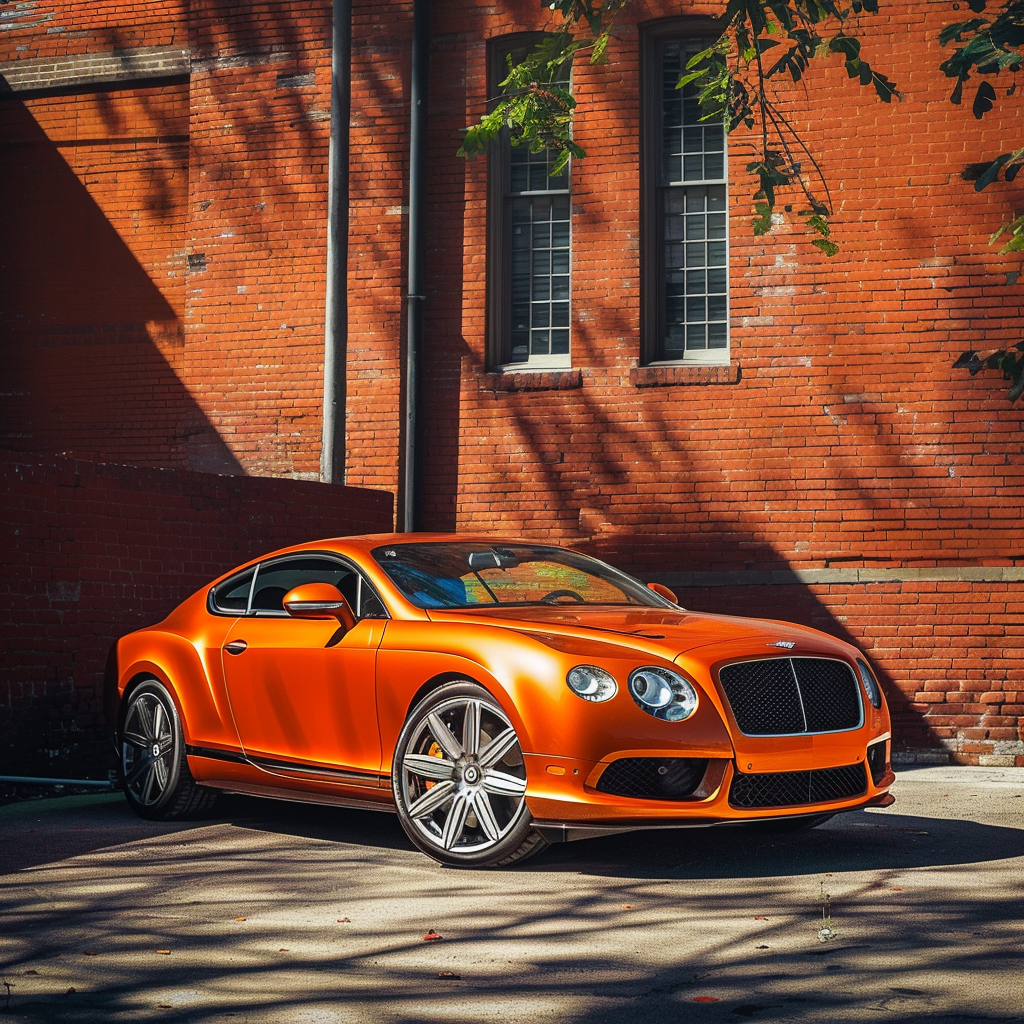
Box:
<box><xmin>394</xmin><ymin>682</ymin><xmax>547</xmax><ymax>867</ymax></box>
<box><xmin>119</xmin><ymin>679</ymin><xmax>215</xmax><ymax>820</ymax></box>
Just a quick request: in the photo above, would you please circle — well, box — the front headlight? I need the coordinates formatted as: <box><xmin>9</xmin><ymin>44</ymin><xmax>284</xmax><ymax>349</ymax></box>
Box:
<box><xmin>628</xmin><ymin>666</ymin><xmax>699</xmax><ymax>722</ymax></box>
<box><xmin>566</xmin><ymin>665</ymin><xmax>618</xmax><ymax>703</ymax></box>
<box><xmin>856</xmin><ymin>658</ymin><xmax>883</xmax><ymax>709</ymax></box>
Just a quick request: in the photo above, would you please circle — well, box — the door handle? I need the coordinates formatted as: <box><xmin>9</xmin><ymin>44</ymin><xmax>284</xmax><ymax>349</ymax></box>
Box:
<box><xmin>224</xmin><ymin>640</ymin><xmax>248</xmax><ymax>655</ymax></box>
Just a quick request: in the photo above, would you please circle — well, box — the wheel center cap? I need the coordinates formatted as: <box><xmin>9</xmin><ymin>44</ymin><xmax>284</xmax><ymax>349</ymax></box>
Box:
<box><xmin>152</xmin><ymin>743</ymin><xmax>161</xmax><ymax>758</ymax></box>
<box><xmin>463</xmin><ymin>764</ymin><xmax>480</xmax><ymax>785</ymax></box>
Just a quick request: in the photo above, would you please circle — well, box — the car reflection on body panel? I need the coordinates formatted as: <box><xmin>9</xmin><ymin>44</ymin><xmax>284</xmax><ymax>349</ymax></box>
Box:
<box><xmin>112</xmin><ymin>533</ymin><xmax>895</xmax><ymax>867</ymax></box>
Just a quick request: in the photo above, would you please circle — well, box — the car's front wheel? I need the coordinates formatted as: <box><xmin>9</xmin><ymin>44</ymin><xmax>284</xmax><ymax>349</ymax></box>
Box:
<box><xmin>119</xmin><ymin>678</ymin><xmax>216</xmax><ymax>820</ymax></box>
<box><xmin>393</xmin><ymin>682</ymin><xmax>547</xmax><ymax>867</ymax></box>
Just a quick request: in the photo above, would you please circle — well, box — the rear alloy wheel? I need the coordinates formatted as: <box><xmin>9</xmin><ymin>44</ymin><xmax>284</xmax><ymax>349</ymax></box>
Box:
<box><xmin>393</xmin><ymin>682</ymin><xmax>547</xmax><ymax>867</ymax></box>
<box><xmin>119</xmin><ymin>679</ymin><xmax>216</xmax><ymax>820</ymax></box>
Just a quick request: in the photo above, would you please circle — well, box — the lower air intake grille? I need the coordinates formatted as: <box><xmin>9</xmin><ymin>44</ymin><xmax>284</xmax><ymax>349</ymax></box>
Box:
<box><xmin>729</xmin><ymin>762</ymin><xmax>867</xmax><ymax>809</ymax></box>
<box><xmin>866</xmin><ymin>739</ymin><xmax>888</xmax><ymax>785</ymax></box>
<box><xmin>595</xmin><ymin>758</ymin><xmax>708</xmax><ymax>800</ymax></box>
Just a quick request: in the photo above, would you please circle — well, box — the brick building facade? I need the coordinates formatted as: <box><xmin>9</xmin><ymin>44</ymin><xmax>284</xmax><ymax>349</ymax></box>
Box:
<box><xmin>2</xmin><ymin>0</ymin><xmax>1022</xmax><ymax>767</ymax></box>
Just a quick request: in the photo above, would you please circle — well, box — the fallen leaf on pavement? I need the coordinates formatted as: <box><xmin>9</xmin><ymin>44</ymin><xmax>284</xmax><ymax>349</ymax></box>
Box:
<box><xmin>234</xmin><ymin>917</ymin><xmax>246</xmax><ymax>922</ymax></box>
<box><xmin>890</xmin><ymin>887</ymin><xmax>903</xmax><ymax>892</ymax></box>
<box><xmin>692</xmin><ymin>996</ymin><xmax>720</xmax><ymax>1002</ymax></box>
<box><xmin>279</xmin><ymin>948</ymin><xmax>289</xmax><ymax>952</ymax></box>
<box><xmin>82</xmin><ymin>951</ymin><xmax>97</xmax><ymax>957</ymax></box>
<box><xmin>423</xmin><ymin>930</ymin><xmax>443</xmax><ymax>941</ymax></box>
<box><xmin>754</xmin><ymin>916</ymin><xmax>768</xmax><ymax>920</ymax></box>
<box><xmin>437</xmin><ymin>970</ymin><xmax>461</xmax><ymax>979</ymax></box>
<box><xmin>158</xmin><ymin>1004</ymin><xmax>172</xmax><ymax>1009</ymax></box>
<box><xmin>337</xmin><ymin>917</ymin><xmax>350</xmax><ymax>923</ymax></box>
<box><xmin>756</xmin><ymin>945</ymin><xmax>770</xmax><ymax>949</ymax></box>
<box><xmin>155</xmin><ymin>950</ymin><xmax>171</xmax><ymax>955</ymax></box>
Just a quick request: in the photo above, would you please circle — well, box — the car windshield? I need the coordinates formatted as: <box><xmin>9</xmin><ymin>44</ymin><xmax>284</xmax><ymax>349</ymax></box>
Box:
<box><xmin>371</xmin><ymin>542</ymin><xmax>670</xmax><ymax>610</ymax></box>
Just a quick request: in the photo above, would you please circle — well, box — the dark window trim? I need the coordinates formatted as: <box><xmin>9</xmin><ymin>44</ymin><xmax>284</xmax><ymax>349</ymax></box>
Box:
<box><xmin>640</xmin><ymin>15</ymin><xmax>727</xmax><ymax>367</ymax></box>
<box><xmin>208</xmin><ymin>552</ymin><xmax>389</xmax><ymax>620</ymax></box>
<box><xmin>208</xmin><ymin>566</ymin><xmax>258</xmax><ymax>617</ymax></box>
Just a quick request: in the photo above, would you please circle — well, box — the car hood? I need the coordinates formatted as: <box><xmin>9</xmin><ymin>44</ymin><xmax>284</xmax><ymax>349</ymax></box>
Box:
<box><xmin>424</xmin><ymin>605</ymin><xmax>831</xmax><ymax>663</ymax></box>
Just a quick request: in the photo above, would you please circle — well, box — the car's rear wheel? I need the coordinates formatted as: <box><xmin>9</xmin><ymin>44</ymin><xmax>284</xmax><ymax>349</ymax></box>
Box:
<box><xmin>119</xmin><ymin>679</ymin><xmax>216</xmax><ymax>820</ymax></box>
<box><xmin>393</xmin><ymin>682</ymin><xmax>547</xmax><ymax>868</ymax></box>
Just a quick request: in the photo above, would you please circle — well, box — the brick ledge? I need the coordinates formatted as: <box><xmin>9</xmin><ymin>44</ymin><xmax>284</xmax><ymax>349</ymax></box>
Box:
<box><xmin>630</xmin><ymin>364</ymin><xmax>740</xmax><ymax>387</ymax></box>
<box><xmin>479</xmin><ymin>368</ymin><xmax>582</xmax><ymax>393</ymax></box>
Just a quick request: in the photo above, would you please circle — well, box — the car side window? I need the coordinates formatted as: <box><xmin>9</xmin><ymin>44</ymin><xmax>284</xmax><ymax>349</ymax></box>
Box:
<box><xmin>249</xmin><ymin>557</ymin><xmax>356</xmax><ymax>615</ymax></box>
<box><xmin>210</xmin><ymin>567</ymin><xmax>255</xmax><ymax>614</ymax></box>
<box><xmin>247</xmin><ymin>555</ymin><xmax>388</xmax><ymax>619</ymax></box>
<box><xmin>357</xmin><ymin>578</ymin><xmax>388</xmax><ymax>619</ymax></box>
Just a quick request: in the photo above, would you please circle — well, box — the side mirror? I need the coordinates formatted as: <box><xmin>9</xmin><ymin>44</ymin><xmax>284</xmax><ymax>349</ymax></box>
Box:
<box><xmin>283</xmin><ymin>583</ymin><xmax>356</xmax><ymax>630</ymax></box>
<box><xmin>647</xmin><ymin>581</ymin><xmax>679</xmax><ymax>605</ymax></box>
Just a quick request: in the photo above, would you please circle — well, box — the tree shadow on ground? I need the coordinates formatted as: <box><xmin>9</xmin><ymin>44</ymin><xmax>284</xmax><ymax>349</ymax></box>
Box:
<box><xmin>6</xmin><ymin>791</ymin><xmax>1021</xmax><ymax>882</ymax></box>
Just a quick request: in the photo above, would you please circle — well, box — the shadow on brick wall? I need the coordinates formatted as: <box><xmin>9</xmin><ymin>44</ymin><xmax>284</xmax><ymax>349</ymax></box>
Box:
<box><xmin>0</xmin><ymin>84</ymin><xmax>241</xmax><ymax>474</ymax></box>
<box><xmin>0</xmin><ymin>452</ymin><xmax>394</xmax><ymax>779</ymax></box>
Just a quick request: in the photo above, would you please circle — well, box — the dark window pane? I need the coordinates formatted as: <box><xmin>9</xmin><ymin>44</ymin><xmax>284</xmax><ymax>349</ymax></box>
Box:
<box><xmin>707</xmin><ymin>321</ymin><xmax>728</xmax><ymax>347</ymax></box>
<box><xmin>686</xmin><ymin>269</ymin><xmax>706</xmax><ymax>293</ymax></box>
<box><xmin>686</xmin><ymin>323</ymin><xmax>706</xmax><ymax>349</ymax></box>
<box><xmin>685</xmin><ymin>215</ymin><xmax>706</xmax><ymax>240</ymax></box>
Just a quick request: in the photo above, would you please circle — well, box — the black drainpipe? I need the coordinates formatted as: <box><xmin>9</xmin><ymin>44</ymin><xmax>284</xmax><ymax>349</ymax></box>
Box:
<box><xmin>321</xmin><ymin>0</ymin><xmax>352</xmax><ymax>484</ymax></box>
<box><xmin>401</xmin><ymin>0</ymin><xmax>429</xmax><ymax>531</ymax></box>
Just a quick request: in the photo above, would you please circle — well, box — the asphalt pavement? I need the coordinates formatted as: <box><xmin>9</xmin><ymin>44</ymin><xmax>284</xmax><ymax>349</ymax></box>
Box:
<box><xmin>1</xmin><ymin>765</ymin><xmax>1023</xmax><ymax>1023</ymax></box>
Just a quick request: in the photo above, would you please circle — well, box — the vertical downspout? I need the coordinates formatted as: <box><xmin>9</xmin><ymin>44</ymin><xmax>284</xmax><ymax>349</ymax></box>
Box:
<box><xmin>401</xmin><ymin>0</ymin><xmax>429</xmax><ymax>530</ymax></box>
<box><xmin>321</xmin><ymin>0</ymin><xmax>352</xmax><ymax>483</ymax></box>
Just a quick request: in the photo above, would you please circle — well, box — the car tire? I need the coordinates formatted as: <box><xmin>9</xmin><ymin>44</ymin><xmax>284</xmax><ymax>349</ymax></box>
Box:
<box><xmin>393</xmin><ymin>681</ymin><xmax>548</xmax><ymax>868</ymax></box>
<box><xmin>118</xmin><ymin>678</ymin><xmax>217</xmax><ymax>820</ymax></box>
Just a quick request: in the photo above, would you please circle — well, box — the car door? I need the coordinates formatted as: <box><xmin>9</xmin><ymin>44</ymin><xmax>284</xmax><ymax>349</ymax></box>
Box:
<box><xmin>221</xmin><ymin>554</ymin><xmax>386</xmax><ymax>779</ymax></box>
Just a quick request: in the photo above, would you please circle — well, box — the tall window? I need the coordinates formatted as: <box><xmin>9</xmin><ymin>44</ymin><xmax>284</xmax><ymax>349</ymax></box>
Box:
<box><xmin>488</xmin><ymin>36</ymin><xmax>572</xmax><ymax>369</ymax></box>
<box><xmin>643</xmin><ymin>25</ymin><xmax>729</xmax><ymax>364</ymax></box>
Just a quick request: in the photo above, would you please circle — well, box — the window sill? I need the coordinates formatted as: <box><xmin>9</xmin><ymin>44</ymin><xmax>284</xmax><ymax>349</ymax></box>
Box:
<box><xmin>479</xmin><ymin>368</ymin><xmax>582</xmax><ymax>393</ymax></box>
<box><xmin>630</xmin><ymin>364</ymin><xmax>740</xmax><ymax>388</ymax></box>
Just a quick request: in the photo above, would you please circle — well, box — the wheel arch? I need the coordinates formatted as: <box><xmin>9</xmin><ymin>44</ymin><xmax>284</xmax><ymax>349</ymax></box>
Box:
<box><xmin>115</xmin><ymin>630</ymin><xmax>236</xmax><ymax>750</ymax></box>
<box><xmin>404</xmin><ymin>670</ymin><xmax>494</xmax><ymax>722</ymax></box>
<box><xmin>376</xmin><ymin>650</ymin><xmax>535</xmax><ymax>777</ymax></box>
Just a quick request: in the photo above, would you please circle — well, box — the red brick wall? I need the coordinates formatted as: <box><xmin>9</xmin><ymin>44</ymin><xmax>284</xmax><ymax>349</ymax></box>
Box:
<box><xmin>0</xmin><ymin>0</ymin><xmax>332</xmax><ymax>477</ymax></box>
<box><xmin>2</xmin><ymin>1</ymin><xmax>1022</xmax><ymax>763</ymax></box>
<box><xmin>0</xmin><ymin>451</ymin><xmax>392</xmax><ymax>777</ymax></box>
<box><xmin>406</xmin><ymin>0</ymin><xmax>1023</xmax><ymax>763</ymax></box>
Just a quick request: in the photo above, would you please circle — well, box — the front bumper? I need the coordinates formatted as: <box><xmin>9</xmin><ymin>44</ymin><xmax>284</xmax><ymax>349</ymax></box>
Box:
<box><xmin>523</xmin><ymin>750</ymin><xmax>896</xmax><ymax>839</ymax></box>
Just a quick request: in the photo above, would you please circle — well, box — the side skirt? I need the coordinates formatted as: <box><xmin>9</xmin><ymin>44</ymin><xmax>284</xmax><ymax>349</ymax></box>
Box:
<box><xmin>185</xmin><ymin>744</ymin><xmax>394</xmax><ymax>810</ymax></box>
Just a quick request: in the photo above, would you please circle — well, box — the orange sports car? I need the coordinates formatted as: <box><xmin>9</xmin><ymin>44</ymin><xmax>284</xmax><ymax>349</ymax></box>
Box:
<box><xmin>111</xmin><ymin>534</ymin><xmax>895</xmax><ymax>867</ymax></box>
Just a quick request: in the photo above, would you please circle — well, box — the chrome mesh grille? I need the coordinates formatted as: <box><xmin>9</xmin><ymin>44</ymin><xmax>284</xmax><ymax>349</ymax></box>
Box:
<box><xmin>718</xmin><ymin>657</ymin><xmax>862</xmax><ymax>735</ymax></box>
<box><xmin>729</xmin><ymin>763</ymin><xmax>867</xmax><ymax>809</ymax></box>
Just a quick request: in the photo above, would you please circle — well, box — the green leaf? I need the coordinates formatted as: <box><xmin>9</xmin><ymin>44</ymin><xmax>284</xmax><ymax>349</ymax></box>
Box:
<box><xmin>752</xmin><ymin>201</ymin><xmax>774</xmax><ymax>235</ymax></box>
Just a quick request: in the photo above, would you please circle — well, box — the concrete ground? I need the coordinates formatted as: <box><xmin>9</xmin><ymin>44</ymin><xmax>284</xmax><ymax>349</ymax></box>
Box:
<box><xmin>1</xmin><ymin>766</ymin><xmax>1022</xmax><ymax>1024</ymax></box>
